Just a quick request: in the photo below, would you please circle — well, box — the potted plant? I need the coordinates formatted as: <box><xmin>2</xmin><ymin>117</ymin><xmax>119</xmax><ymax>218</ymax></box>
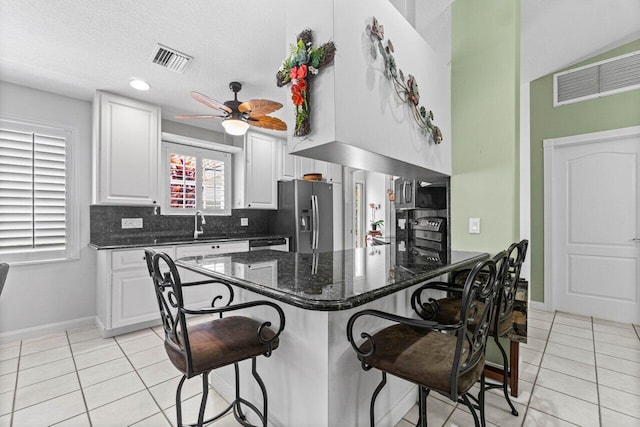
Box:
<box><xmin>369</xmin><ymin>203</ymin><xmax>384</xmax><ymax>231</ymax></box>
<box><xmin>370</xmin><ymin>219</ymin><xmax>384</xmax><ymax>231</ymax></box>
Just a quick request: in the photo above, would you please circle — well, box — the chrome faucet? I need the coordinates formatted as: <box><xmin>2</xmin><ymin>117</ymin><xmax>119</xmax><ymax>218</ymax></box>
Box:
<box><xmin>194</xmin><ymin>210</ymin><xmax>206</xmax><ymax>239</ymax></box>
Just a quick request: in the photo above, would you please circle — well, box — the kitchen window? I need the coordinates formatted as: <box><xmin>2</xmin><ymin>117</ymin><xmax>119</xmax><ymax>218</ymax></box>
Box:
<box><xmin>0</xmin><ymin>117</ymin><xmax>78</xmax><ymax>264</ymax></box>
<box><xmin>162</xmin><ymin>141</ymin><xmax>231</xmax><ymax>215</ymax></box>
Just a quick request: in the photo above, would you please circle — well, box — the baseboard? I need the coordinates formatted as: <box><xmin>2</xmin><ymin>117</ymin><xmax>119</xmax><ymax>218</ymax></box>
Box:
<box><xmin>529</xmin><ymin>301</ymin><xmax>550</xmax><ymax>312</ymax></box>
<box><xmin>0</xmin><ymin>316</ymin><xmax>96</xmax><ymax>344</ymax></box>
<box><xmin>376</xmin><ymin>385</ymin><xmax>418</xmax><ymax>427</ymax></box>
<box><xmin>96</xmin><ymin>318</ymin><xmax>162</xmax><ymax>338</ymax></box>
<box><xmin>208</xmin><ymin>370</ymin><xmax>235</xmax><ymax>403</ymax></box>
<box><xmin>209</xmin><ymin>370</ymin><xmax>264</xmax><ymax>426</ymax></box>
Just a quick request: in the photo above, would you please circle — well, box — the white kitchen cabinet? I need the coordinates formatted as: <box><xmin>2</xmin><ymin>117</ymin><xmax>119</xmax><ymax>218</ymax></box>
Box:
<box><xmin>96</xmin><ymin>240</ymin><xmax>249</xmax><ymax>337</ymax></box>
<box><xmin>93</xmin><ymin>91</ymin><xmax>161</xmax><ymax>205</ymax></box>
<box><xmin>235</xmin><ymin>260</ymin><xmax>278</xmax><ymax>287</ymax></box>
<box><xmin>96</xmin><ymin>246</ymin><xmax>175</xmax><ymax>335</ymax></box>
<box><xmin>234</xmin><ymin>131</ymin><xmax>278</xmax><ymax>209</ymax></box>
<box><xmin>176</xmin><ymin>241</ymin><xmax>249</xmax><ymax>310</ymax></box>
<box><xmin>298</xmin><ymin>157</ymin><xmax>342</xmax><ymax>183</ymax></box>
<box><xmin>278</xmin><ymin>140</ymin><xmax>297</xmax><ymax>181</ymax></box>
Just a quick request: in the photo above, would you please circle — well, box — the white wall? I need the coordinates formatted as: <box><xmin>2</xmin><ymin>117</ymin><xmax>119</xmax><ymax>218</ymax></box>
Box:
<box><xmin>364</xmin><ymin>171</ymin><xmax>388</xmax><ymax>233</ymax></box>
<box><xmin>285</xmin><ymin>0</ymin><xmax>452</xmax><ymax>176</ymax></box>
<box><xmin>0</xmin><ymin>82</ymin><xmax>95</xmax><ymax>339</ymax></box>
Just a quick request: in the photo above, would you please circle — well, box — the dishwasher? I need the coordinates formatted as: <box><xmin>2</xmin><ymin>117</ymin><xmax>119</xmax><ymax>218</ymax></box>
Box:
<box><xmin>249</xmin><ymin>237</ymin><xmax>289</xmax><ymax>252</ymax></box>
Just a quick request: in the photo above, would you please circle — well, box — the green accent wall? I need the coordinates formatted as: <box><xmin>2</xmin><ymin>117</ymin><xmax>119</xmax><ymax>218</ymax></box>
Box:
<box><xmin>451</xmin><ymin>0</ymin><xmax>520</xmax><ymax>255</ymax></box>
<box><xmin>529</xmin><ymin>39</ymin><xmax>640</xmax><ymax>302</ymax></box>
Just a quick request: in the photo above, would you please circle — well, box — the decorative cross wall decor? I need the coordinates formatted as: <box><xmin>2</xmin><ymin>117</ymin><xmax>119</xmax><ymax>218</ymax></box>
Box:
<box><xmin>276</xmin><ymin>29</ymin><xmax>336</xmax><ymax>137</ymax></box>
<box><xmin>367</xmin><ymin>17</ymin><xmax>443</xmax><ymax>144</ymax></box>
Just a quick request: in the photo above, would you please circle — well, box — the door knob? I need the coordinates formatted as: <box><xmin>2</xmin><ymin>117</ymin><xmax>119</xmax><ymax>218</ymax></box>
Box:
<box><xmin>631</xmin><ymin>238</ymin><xmax>640</xmax><ymax>242</ymax></box>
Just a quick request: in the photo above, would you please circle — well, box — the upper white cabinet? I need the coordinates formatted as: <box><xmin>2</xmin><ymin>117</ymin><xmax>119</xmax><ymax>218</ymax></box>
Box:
<box><xmin>234</xmin><ymin>131</ymin><xmax>278</xmax><ymax>209</ymax></box>
<box><xmin>93</xmin><ymin>91</ymin><xmax>160</xmax><ymax>205</ymax></box>
<box><xmin>299</xmin><ymin>157</ymin><xmax>342</xmax><ymax>183</ymax></box>
<box><xmin>278</xmin><ymin>140</ymin><xmax>297</xmax><ymax>181</ymax></box>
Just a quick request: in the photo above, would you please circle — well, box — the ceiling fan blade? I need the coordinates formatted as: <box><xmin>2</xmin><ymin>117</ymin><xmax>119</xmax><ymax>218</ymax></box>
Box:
<box><xmin>248</xmin><ymin>116</ymin><xmax>287</xmax><ymax>131</ymax></box>
<box><xmin>238</xmin><ymin>99</ymin><xmax>283</xmax><ymax>117</ymax></box>
<box><xmin>175</xmin><ymin>114</ymin><xmax>226</xmax><ymax>119</ymax></box>
<box><xmin>191</xmin><ymin>91</ymin><xmax>232</xmax><ymax>113</ymax></box>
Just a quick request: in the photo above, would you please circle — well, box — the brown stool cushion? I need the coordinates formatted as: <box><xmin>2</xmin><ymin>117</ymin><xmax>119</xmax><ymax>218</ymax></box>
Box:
<box><xmin>358</xmin><ymin>324</ymin><xmax>484</xmax><ymax>395</ymax></box>
<box><xmin>165</xmin><ymin>316</ymin><xmax>279</xmax><ymax>377</ymax></box>
<box><xmin>433</xmin><ymin>298</ymin><xmax>513</xmax><ymax>336</ymax></box>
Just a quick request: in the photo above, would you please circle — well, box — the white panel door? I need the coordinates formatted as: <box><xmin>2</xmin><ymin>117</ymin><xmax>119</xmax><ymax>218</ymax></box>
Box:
<box><xmin>547</xmin><ymin>128</ymin><xmax>640</xmax><ymax>323</ymax></box>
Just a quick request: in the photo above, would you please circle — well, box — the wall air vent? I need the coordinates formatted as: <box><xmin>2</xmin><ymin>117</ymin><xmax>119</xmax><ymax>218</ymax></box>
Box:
<box><xmin>151</xmin><ymin>44</ymin><xmax>193</xmax><ymax>73</ymax></box>
<box><xmin>554</xmin><ymin>50</ymin><xmax>640</xmax><ymax>106</ymax></box>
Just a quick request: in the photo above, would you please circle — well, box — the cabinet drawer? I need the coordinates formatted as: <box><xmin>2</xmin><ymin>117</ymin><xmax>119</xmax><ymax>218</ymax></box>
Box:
<box><xmin>112</xmin><ymin>247</ymin><xmax>175</xmax><ymax>270</ymax></box>
<box><xmin>176</xmin><ymin>241</ymin><xmax>249</xmax><ymax>258</ymax></box>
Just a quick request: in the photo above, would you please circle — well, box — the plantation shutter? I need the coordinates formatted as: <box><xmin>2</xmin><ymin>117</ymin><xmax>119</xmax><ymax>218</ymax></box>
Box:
<box><xmin>0</xmin><ymin>123</ymin><xmax>68</xmax><ymax>258</ymax></box>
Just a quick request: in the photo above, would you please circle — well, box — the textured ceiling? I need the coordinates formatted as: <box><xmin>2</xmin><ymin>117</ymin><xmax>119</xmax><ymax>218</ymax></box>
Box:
<box><xmin>520</xmin><ymin>0</ymin><xmax>640</xmax><ymax>83</ymax></box>
<box><xmin>0</xmin><ymin>0</ymin><xmax>287</xmax><ymax>133</ymax></box>
<box><xmin>0</xmin><ymin>0</ymin><xmax>639</xmax><ymax>134</ymax></box>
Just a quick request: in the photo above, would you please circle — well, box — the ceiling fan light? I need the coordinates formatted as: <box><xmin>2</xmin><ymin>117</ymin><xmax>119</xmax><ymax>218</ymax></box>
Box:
<box><xmin>222</xmin><ymin>119</ymin><xmax>249</xmax><ymax>136</ymax></box>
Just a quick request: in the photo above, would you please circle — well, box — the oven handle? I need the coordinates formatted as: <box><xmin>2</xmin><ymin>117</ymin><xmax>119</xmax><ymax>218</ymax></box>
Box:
<box><xmin>405</xmin><ymin>181</ymin><xmax>412</xmax><ymax>204</ymax></box>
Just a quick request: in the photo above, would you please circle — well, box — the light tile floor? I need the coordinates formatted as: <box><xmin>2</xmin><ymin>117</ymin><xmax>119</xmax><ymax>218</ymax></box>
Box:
<box><xmin>0</xmin><ymin>310</ymin><xmax>638</xmax><ymax>426</ymax></box>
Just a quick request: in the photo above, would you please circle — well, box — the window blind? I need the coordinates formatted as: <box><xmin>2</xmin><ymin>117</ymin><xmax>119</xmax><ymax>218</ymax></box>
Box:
<box><xmin>0</xmin><ymin>126</ymin><xmax>67</xmax><ymax>255</ymax></box>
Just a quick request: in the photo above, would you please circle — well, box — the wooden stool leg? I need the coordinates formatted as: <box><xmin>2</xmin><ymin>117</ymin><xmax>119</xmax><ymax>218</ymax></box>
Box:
<box><xmin>509</xmin><ymin>341</ymin><xmax>519</xmax><ymax>397</ymax></box>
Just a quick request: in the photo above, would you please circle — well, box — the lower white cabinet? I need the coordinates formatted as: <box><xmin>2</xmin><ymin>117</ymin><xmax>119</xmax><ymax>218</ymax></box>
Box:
<box><xmin>96</xmin><ymin>241</ymin><xmax>249</xmax><ymax>337</ymax></box>
<box><xmin>234</xmin><ymin>260</ymin><xmax>279</xmax><ymax>287</ymax></box>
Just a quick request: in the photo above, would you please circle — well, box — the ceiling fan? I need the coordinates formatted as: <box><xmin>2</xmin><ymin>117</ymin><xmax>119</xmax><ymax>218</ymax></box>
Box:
<box><xmin>176</xmin><ymin>81</ymin><xmax>287</xmax><ymax>136</ymax></box>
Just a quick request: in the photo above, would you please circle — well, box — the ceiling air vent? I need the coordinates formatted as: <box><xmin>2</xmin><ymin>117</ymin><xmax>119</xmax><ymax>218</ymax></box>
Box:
<box><xmin>151</xmin><ymin>44</ymin><xmax>193</xmax><ymax>73</ymax></box>
<box><xmin>554</xmin><ymin>50</ymin><xmax>640</xmax><ymax>106</ymax></box>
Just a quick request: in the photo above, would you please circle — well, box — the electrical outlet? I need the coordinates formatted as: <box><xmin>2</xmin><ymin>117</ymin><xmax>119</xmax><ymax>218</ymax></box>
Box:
<box><xmin>121</xmin><ymin>218</ymin><xmax>143</xmax><ymax>229</ymax></box>
<box><xmin>469</xmin><ymin>218</ymin><xmax>480</xmax><ymax>234</ymax></box>
<box><xmin>240</xmin><ymin>218</ymin><xmax>249</xmax><ymax>227</ymax></box>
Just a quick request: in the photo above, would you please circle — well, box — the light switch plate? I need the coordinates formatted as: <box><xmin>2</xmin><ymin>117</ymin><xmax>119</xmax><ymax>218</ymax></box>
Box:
<box><xmin>122</xmin><ymin>218</ymin><xmax>143</xmax><ymax>229</ymax></box>
<box><xmin>469</xmin><ymin>218</ymin><xmax>480</xmax><ymax>234</ymax></box>
<box><xmin>240</xmin><ymin>218</ymin><xmax>249</xmax><ymax>226</ymax></box>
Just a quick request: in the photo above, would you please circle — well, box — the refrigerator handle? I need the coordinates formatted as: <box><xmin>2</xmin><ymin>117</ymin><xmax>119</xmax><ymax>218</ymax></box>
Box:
<box><xmin>311</xmin><ymin>194</ymin><xmax>318</xmax><ymax>250</ymax></box>
<box><xmin>315</xmin><ymin>194</ymin><xmax>320</xmax><ymax>249</ymax></box>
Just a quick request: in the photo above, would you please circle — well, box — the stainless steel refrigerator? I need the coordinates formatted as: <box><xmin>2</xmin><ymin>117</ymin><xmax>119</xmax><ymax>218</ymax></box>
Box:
<box><xmin>272</xmin><ymin>180</ymin><xmax>333</xmax><ymax>253</ymax></box>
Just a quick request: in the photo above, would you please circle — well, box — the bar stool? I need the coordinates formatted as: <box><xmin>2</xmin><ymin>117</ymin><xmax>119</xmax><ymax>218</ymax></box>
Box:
<box><xmin>410</xmin><ymin>239</ymin><xmax>528</xmax><ymax>416</ymax></box>
<box><xmin>145</xmin><ymin>248</ymin><xmax>285</xmax><ymax>427</ymax></box>
<box><xmin>347</xmin><ymin>253</ymin><xmax>507</xmax><ymax>427</ymax></box>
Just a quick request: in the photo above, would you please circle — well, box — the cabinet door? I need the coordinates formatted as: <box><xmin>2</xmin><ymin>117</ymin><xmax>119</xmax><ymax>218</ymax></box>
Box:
<box><xmin>96</xmin><ymin>92</ymin><xmax>160</xmax><ymax>205</ymax></box>
<box><xmin>111</xmin><ymin>269</ymin><xmax>159</xmax><ymax>329</ymax></box>
<box><xmin>327</xmin><ymin>163</ymin><xmax>342</xmax><ymax>183</ymax></box>
<box><xmin>176</xmin><ymin>241</ymin><xmax>249</xmax><ymax>308</ymax></box>
<box><xmin>298</xmin><ymin>157</ymin><xmax>315</xmax><ymax>177</ymax></box>
<box><xmin>279</xmin><ymin>141</ymin><xmax>298</xmax><ymax>181</ymax></box>
<box><xmin>245</xmin><ymin>261</ymin><xmax>278</xmax><ymax>287</ymax></box>
<box><xmin>245</xmin><ymin>133</ymin><xmax>277</xmax><ymax>209</ymax></box>
<box><xmin>108</xmin><ymin>246</ymin><xmax>174</xmax><ymax>331</ymax></box>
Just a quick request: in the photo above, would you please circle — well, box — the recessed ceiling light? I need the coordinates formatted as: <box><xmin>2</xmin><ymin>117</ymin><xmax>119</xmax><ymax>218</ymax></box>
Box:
<box><xmin>129</xmin><ymin>79</ymin><xmax>150</xmax><ymax>91</ymax></box>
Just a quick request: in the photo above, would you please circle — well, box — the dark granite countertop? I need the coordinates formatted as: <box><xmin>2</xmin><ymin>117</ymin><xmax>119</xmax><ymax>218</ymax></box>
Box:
<box><xmin>175</xmin><ymin>248</ymin><xmax>487</xmax><ymax>311</ymax></box>
<box><xmin>89</xmin><ymin>234</ymin><xmax>290</xmax><ymax>250</ymax></box>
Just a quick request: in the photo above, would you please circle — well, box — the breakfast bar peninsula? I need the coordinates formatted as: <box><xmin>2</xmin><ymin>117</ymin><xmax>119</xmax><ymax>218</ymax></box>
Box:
<box><xmin>175</xmin><ymin>247</ymin><xmax>486</xmax><ymax>427</ymax></box>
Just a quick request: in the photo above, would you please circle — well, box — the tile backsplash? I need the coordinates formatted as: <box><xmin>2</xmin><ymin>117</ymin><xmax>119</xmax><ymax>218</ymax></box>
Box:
<box><xmin>90</xmin><ymin>205</ymin><xmax>273</xmax><ymax>244</ymax></box>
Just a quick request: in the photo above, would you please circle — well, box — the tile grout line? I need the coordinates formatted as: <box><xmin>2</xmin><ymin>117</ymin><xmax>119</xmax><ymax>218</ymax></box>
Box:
<box><xmin>518</xmin><ymin>310</ymin><xmax>557</xmax><ymax>425</ymax></box>
<box><xmin>590</xmin><ymin>316</ymin><xmax>603</xmax><ymax>427</ymax></box>
<box><xmin>113</xmin><ymin>328</ymin><xmax>174</xmax><ymax>426</ymax></box>
<box><xmin>9</xmin><ymin>340</ymin><xmax>22</xmax><ymax>427</ymax></box>
<box><xmin>65</xmin><ymin>330</ymin><xmax>93</xmax><ymax>427</ymax></box>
